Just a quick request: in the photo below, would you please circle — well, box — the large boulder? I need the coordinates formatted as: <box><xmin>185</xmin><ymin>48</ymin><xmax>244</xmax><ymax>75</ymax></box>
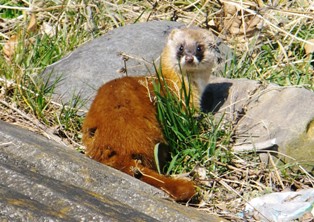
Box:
<box><xmin>41</xmin><ymin>21</ymin><xmax>230</xmax><ymax>109</ymax></box>
<box><xmin>42</xmin><ymin>21</ymin><xmax>183</xmax><ymax>108</ymax></box>
<box><xmin>204</xmin><ymin>77</ymin><xmax>314</xmax><ymax>168</ymax></box>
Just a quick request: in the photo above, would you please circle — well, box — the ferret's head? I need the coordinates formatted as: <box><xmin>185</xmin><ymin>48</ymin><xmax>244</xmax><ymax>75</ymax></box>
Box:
<box><xmin>163</xmin><ymin>28</ymin><xmax>222</xmax><ymax>74</ymax></box>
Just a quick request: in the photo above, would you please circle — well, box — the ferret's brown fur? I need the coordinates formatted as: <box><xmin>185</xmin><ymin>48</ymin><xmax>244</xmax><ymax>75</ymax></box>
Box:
<box><xmin>82</xmin><ymin>28</ymin><xmax>220</xmax><ymax>202</ymax></box>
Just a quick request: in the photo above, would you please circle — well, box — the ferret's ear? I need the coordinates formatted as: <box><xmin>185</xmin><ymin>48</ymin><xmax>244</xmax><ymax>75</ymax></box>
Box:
<box><xmin>167</xmin><ymin>28</ymin><xmax>183</xmax><ymax>40</ymax></box>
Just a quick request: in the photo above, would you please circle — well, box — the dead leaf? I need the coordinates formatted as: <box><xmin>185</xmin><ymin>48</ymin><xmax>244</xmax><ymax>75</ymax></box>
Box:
<box><xmin>215</xmin><ymin>1</ymin><xmax>262</xmax><ymax>39</ymax></box>
<box><xmin>224</xmin><ymin>3</ymin><xmax>238</xmax><ymax>16</ymax></box>
<box><xmin>304</xmin><ymin>39</ymin><xmax>314</xmax><ymax>55</ymax></box>
<box><xmin>27</xmin><ymin>13</ymin><xmax>37</xmax><ymax>33</ymax></box>
<box><xmin>193</xmin><ymin>165</ymin><xmax>207</xmax><ymax>180</ymax></box>
<box><xmin>3</xmin><ymin>35</ymin><xmax>18</xmax><ymax>61</ymax></box>
<box><xmin>42</xmin><ymin>22</ymin><xmax>55</xmax><ymax>36</ymax></box>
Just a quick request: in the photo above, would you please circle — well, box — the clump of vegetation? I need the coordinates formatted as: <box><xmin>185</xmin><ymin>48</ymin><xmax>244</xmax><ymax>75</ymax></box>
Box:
<box><xmin>153</xmin><ymin>68</ymin><xmax>232</xmax><ymax>176</ymax></box>
<box><xmin>0</xmin><ymin>0</ymin><xmax>313</xmax><ymax>220</ymax></box>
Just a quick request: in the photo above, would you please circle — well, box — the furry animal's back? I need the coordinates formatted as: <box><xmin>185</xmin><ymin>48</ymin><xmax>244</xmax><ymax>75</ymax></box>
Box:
<box><xmin>82</xmin><ymin>76</ymin><xmax>165</xmax><ymax>171</ymax></box>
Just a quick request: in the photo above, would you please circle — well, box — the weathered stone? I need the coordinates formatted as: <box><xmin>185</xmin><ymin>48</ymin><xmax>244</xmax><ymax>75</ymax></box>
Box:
<box><xmin>0</xmin><ymin>120</ymin><xmax>225</xmax><ymax>221</ymax></box>
<box><xmin>205</xmin><ymin>77</ymin><xmax>314</xmax><ymax>168</ymax></box>
<box><xmin>41</xmin><ymin>21</ymin><xmax>183</xmax><ymax>108</ymax></box>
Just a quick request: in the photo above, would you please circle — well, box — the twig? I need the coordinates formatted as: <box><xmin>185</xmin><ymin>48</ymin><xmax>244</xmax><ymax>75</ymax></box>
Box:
<box><xmin>187</xmin><ymin>0</ymin><xmax>209</xmax><ymax>27</ymax></box>
<box><xmin>55</xmin><ymin>114</ymin><xmax>84</xmax><ymax>148</ymax></box>
<box><xmin>233</xmin><ymin>138</ymin><xmax>278</xmax><ymax>152</ymax></box>
<box><xmin>264</xmin><ymin>150</ymin><xmax>314</xmax><ymax>184</ymax></box>
<box><xmin>268</xmin><ymin>152</ymin><xmax>285</xmax><ymax>190</ymax></box>
<box><xmin>0</xmin><ymin>142</ymin><xmax>13</xmax><ymax>146</ymax></box>
<box><xmin>209</xmin><ymin>172</ymin><xmax>271</xmax><ymax>221</ymax></box>
<box><xmin>0</xmin><ymin>99</ymin><xmax>65</xmax><ymax>146</ymax></box>
<box><xmin>0</xmin><ymin>5</ymin><xmax>30</xmax><ymax>11</ymax></box>
<box><xmin>0</xmin><ymin>77</ymin><xmax>87</xmax><ymax>114</ymax></box>
<box><xmin>220</xmin><ymin>0</ymin><xmax>314</xmax><ymax>46</ymax></box>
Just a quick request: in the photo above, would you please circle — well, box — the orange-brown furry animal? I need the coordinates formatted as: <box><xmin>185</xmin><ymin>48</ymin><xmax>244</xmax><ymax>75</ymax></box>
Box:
<box><xmin>82</xmin><ymin>28</ymin><xmax>221</xmax><ymax>202</ymax></box>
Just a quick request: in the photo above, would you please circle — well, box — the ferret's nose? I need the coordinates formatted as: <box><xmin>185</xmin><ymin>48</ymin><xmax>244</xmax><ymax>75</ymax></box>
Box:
<box><xmin>185</xmin><ymin>55</ymin><xmax>194</xmax><ymax>64</ymax></box>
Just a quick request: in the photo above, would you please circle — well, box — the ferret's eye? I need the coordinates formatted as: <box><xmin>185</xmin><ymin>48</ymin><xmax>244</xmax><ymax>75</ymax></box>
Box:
<box><xmin>178</xmin><ymin>44</ymin><xmax>184</xmax><ymax>52</ymax></box>
<box><xmin>197</xmin><ymin>45</ymin><xmax>203</xmax><ymax>52</ymax></box>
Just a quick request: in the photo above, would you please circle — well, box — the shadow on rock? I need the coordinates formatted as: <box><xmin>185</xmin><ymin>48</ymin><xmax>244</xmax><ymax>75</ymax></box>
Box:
<box><xmin>201</xmin><ymin>82</ymin><xmax>232</xmax><ymax>113</ymax></box>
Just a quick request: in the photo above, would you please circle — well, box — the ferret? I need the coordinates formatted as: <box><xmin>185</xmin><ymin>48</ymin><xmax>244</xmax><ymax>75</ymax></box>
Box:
<box><xmin>82</xmin><ymin>27</ymin><xmax>221</xmax><ymax>202</ymax></box>
<box><xmin>161</xmin><ymin>27</ymin><xmax>221</xmax><ymax>108</ymax></box>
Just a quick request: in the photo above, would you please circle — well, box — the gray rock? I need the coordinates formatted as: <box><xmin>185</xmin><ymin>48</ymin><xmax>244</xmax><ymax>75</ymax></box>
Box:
<box><xmin>0</xmin><ymin>120</ymin><xmax>225</xmax><ymax>221</ymax></box>
<box><xmin>41</xmin><ymin>21</ymin><xmax>230</xmax><ymax>109</ymax></box>
<box><xmin>204</xmin><ymin>77</ymin><xmax>314</xmax><ymax>168</ymax></box>
<box><xmin>41</xmin><ymin>21</ymin><xmax>184</xmax><ymax>109</ymax></box>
